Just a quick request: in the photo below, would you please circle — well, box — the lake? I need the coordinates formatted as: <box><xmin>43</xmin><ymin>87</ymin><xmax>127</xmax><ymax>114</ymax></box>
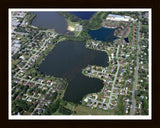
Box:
<box><xmin>124</xmin><ymin>37</ymin><xmax>129</xmax><ymax>43</ymax></box>
<box><xmin>31</xmin><ymin>12</ymin><xmax>73</xmax><ymax>35</ymax></box>
<box><xmin>89</xmin><ymin>27</ymin><xmax>119</xmax><ymax>42</ymax></box>
<box><xmin>39</xmin><ymin>40</ymin><xmax>109</xmax><ymax>104</ymax></box>
<box><xmin>69</xmin><ymin>12</ymin><xmax>96</xmax><ymax>20</ymax></box>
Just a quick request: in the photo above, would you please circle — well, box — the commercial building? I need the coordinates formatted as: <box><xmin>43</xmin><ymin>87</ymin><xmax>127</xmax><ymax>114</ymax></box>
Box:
<box><xmin>106</xmin><ymin>14</ymin><xmax>136</xmax><ymax>22</ymax></box>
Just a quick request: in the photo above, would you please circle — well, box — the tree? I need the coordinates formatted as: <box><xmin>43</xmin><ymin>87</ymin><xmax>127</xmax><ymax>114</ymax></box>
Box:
<box><xmin>58</xmin><ymin>106</ymin><xmax>72</xmax><ymax>115</ymax></box>
<box><xmin>12</xmin><ymin>53</ymin><xmax>20</xmax><ymax>60</ymax></box>
<box><xmin>44</xmin><ymin>100</ymin><xmax>60</xmax><ymax>115</ymax></box>
<box><xmin>141</xmin><ymin>98</ymin><xmax>148</xmax><ymax>115</ymax></box>
<box><xmin>114</xmin><ymin>95</ymin><xmax>125</xmax><ymax>115</ymax></box>
<box><xmin>140</xmin><ymin>25</ymin><xmax>148</xmax><ymax>33</ymax></box>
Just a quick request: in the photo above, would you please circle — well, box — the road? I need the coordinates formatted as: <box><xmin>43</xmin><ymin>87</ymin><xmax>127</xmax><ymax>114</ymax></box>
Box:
<box><xmin>24</xmin><ymin>94</ymin><xmax>39</xmax><ymax>100</ymax></box>
<box><xmin>131</xmin><ymin>12</ymin><xmax>141</xmax><ymax>115</ymax></box>
<box><xmin>14</xmin><ymin>33</ymin><xmax>56</xmax><ymax>77</ymax></box>
<box><xmin>31</xmin><ymin>87</ymin><xmax>53</xmax><ymax>115</ymax></box>
<box><xmin>14</xmin><ymin>77</ymin><xmax>52</xmax><ymax>87</ymax></box>
<box><xmin>107</xmin><ymin>45</ymin><xmax>120</xmax><ymax>109</ymax></box>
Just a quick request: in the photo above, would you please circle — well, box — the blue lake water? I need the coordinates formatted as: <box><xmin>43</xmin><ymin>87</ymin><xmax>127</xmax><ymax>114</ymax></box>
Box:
<box><xmin>39</xmin><ymin>40</ymin><xmax>109</xmax><ymax>104</ymax></box>
<box><xmin>69</xmin><ymin>12</ymin><xmax>96</xmax><ymax>20</ymax></box>
<box><xmin>89</xmin><ymin>27</ymin><xmax>119</xmax><ymax>42</ymax></box>
<box><xmin>124</xmin><ymin>37</ymin><xmax>129</xmax><ymax>43</ymax></box>
<box><xmin>31</xmin><ymin>12</ymin><xmax>74</xmax><ymax>35</ymax></box>
<box><xmin>31</xmin><ymin>11</ymin><xmax>110</xmax><ymax>104</ymax></box>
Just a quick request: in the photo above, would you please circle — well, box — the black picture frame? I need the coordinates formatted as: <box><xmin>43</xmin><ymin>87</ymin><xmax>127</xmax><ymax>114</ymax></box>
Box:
<box><xmin>0</xmin><ymin>0</ymin><xmax>159</xmax><ymax>128</ymax></box>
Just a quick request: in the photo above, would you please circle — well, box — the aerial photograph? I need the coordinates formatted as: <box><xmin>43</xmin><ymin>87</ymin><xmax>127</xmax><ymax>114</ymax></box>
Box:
<box><xmin>9</xmin><ymin>9</ymin><xmax>151</xmax><ymax>119</ymax></box>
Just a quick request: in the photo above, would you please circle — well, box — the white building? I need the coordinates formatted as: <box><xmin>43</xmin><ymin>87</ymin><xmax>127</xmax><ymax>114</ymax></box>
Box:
<box><xmin>111</xmin><ymin>53</ymin><xmax>114</xmax><ymax>59</ymax></box>
<box><xmin>106</xmin><ymin>14</ymin><xmax>136</xmax><ymax>22</ymax></box>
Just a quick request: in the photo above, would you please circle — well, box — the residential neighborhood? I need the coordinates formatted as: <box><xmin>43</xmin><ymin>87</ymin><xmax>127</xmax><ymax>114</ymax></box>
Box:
<box><xmin>10</xmin><ymin>10</ymin><xmax>150</xmax><ymax>116</ymax></box>
<box><xmin>82</xmin><ymin>12</ymin><xmax>149</xmax><ymax>115</ymax></box>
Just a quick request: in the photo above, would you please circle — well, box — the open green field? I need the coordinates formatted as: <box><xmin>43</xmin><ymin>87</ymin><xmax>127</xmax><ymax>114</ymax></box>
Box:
<box><xmin>40</xmin><ymin>29</ymin><xmax>57</xmax><ymax>33</ymax></box>
<box><xmin>12</xmin><ymin>59</ymin><xmax>20</xmax><ymax>65</ymax></box>
<box><xmin>66</xmin><ymin>18</ymin><xmax>79</xmax><ymax>27</ymax></box>
<box><xmin>65</xmin><ymin>19</ymin><xmax>81</xmax><ymax>37</ymax></box>
<box><xmin>89</xmin><ymin>12</ymin><xmax>109</xmax><ymax>30</ymax></box>
<box><xmin>23</xmin><ymin>111</ymin><xmax>31</xmax><ymax>115</ymax></box>
<box><xmin>75</xmin><ymin>105</ymin><xmax>114</xmax><ymax>115</ymax></box>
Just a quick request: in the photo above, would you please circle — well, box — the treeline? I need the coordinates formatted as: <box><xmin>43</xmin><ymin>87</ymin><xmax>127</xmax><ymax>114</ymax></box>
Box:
<box><xmin>25</xmin><ymin>12</ymin><xmax>36</xmax><ymax>25</ymax></box>
<box><xmin>58</xmin><ymin>12</ymin><xmax>82</xmax><ymax>22</ymax></box>
<box><xmin>44</xmin><ymin>99</ymin><xmax>60</xmax><ymax>115</ymax></box>
<box><xmin>114</xmin><ymin>95</ymin><xmax>126</xmax><ymax>115</ymax></box>
<box><xmin>58</xmin><ymin>12</ymin><xmax>110</xmax><ymax>41</ymax></box>
<box><xmin>34</xmin><ymin>32</ymin><xmax>46</xmax><ymax>41</ymax></box>
<box><xmin>88</xmin><ymin>12</ymin><xmax>109</xmax><ymax>30</ymax></box>
<box><xmin>62</xmin><ymin>30</ymin><xmax>91</xmax><ymax>42</ymax></box>
<box><xmin>43</xmin><ymin>99</ymin><xmax>74</xmax><ymax>115</ymax></box>
<box><xmin>135</xmin><ymin>90</ymin><xmax>148</xmax><ymax>115</ymax></box>
<box><xmin>140</xmin><ymin>25</ymin><xmax>148</xmax><ymax>34</ymax></box>
<box><xmin>58</xmin><ymin>106</ymin><xmax>72</xmax><ymax>115</ymax></box>
<box><xmin>12</xmin><ymin>52</ymin><xmax>20</xmax><ymax>60</ymax></box>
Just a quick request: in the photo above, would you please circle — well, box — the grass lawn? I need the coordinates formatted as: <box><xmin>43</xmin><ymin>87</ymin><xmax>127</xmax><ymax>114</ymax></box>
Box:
<box><xmin>100</xmin><ymin>12</ymin><xmax>107</xmax><ymax>21</ymax></box>
<box><xmin>23</xmin><ymin>111</ymin><xmax>31</xmax><ymax>115</ymax></box>
<box><xmin>75</xmin><ymin>105</ymin><xmax>114</xmax><ymax>115</ymax></box>
<box><xmin>12</xmin><ymin>59</ymin><xmax>20</xmax><ymax>65</ymax></box>
<box><xmin>66</xmin><ymin>18</ymin><xmax>79</xmax><ymax>27</ymax></box>
<box><xmin>65</xmin><ymin>19</ymin><xmax>81</xmax><ymax>37</ymax></box>
<box><xmin>53</xmin><ymin>111</ymin><xmax>64</xmax><ymax>115</ymax></box>
<box><xmin>64</xmin><ymin>103</ymin><xmax>75</xmax><ymax>111</ymax></box>
<box><xmin>105</xmin><ymin>97</ymin><xmax>109</xmax><ymax>103</ymax></box>
<box><xmin>23</xmin><ymin>54</ymin><xmax>31</xmax><ymax>59</ymax></box>
<box><xmin>89</xmin><ymin>12</ymin><xmax>100</xmax><ymax>23</ymax></box>
<box><xmin>97</xmin><ymin>93</ymin><xmax>103</xmax><ymax>101</ymax></box>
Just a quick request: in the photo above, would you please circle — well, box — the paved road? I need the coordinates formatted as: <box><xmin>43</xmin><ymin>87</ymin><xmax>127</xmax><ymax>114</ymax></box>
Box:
<box><xmin>24</xmin><ymin>94</ymin><xmax>39</xmax><ymax>100</ymax></box>
<box><xmin>14</xmin><ymin>77</ymin><xmax>52</xmax><ymax>87</ymax></box>
<box><xmin>131</xmin><ymin>12</ymin><xmax>141</xmax><ymax>115</ymax></box>
<box><xmin>107</xmin><ymin>45</ymin><xmax>120</xmax><ymax>109</ymax></box>
<box><xmin>31</xmin><ymin>87</ymin><xmax>53</xmax><ymax>115</ymax></box>
<box><xmin>14</xmin><ymin>33</ymin><xmax>56</xmax><ymax>77</ymax></box>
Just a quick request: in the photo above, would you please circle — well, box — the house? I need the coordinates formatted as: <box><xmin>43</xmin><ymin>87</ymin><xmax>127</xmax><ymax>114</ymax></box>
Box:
<box><xmin>98</xmin><ymin>104</ymin><xmax>103</xmax><ymax>108</ymax></box>
<box><xmin>28</xmin><ymin>76</ymin><xmax>32</xmax><ymax>79</ymax></box>
<box><xmin>33</xmin><ymin>84</ymin><xmax>36</xmax><ymax>87</ymax></box>
<box><xmin>22</xmin><ymin>98</ymin><xmax>26</xmax><ymax>100</ymax></box>
<box><xmin>84</xmin><ymin>97</ymin><xmax>88</xmax><ymax>102</ymax></box>
<box><xmin>103</xmin><ymin>106</ymin><xmax>108</xmax><ymax>110</ymax></box>
<box><xmin>126</xmin><ymin>109</ymin><xmax>128</xmax><ymax>113</ymax></box>
<box><xmin>87</xmin><ymin>102</ymin><xmax>92</xmax><ymax>107</ymax></box>
<box><xmin>47</xmin><ymin>80</ymin><xmax>51</xmax><ymax>84</ymax></box>
<box><xmin>42</xmin><ymin>87</ymin><xmax>47</xmax><ymax>90</ymax></box>
<box><xmin>27</xmin><ymin>99</ymin><xmax>32</xmax><ymax>102</ymax></box>
<box><xmin>111</xmin><ymin>53</ymin><xmax>114</xmax><ymax>59</ymax></box>
<box><xmin>14</xmin><ymin>80</ymin><xmax>18</xmax><ymax>83</ymax></box>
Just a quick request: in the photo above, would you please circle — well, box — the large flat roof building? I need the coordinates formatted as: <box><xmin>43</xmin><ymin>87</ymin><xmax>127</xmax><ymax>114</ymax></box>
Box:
<box><xmin>106</xmin><ymin>14</ymin><xmax>136</xmax><ymax>22</ymax></box>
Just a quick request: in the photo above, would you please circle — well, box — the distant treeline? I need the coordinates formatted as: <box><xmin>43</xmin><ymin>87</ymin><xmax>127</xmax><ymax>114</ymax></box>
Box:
<box><xmin>25</xmin><ymin>12</ymin><xmax>36</xmax><ymax>25</ymax></box>
<box><xmin>58</xmin><ymin>12</ymin><xmax>82</xmax><ymax>22</ymax></box>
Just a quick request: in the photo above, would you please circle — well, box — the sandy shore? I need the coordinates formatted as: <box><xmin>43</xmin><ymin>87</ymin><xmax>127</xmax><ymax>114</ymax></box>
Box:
<box><xmin>67</xmin><ymin>26</ymin><xmax>75</xmax><ymax>31</ymax></box>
